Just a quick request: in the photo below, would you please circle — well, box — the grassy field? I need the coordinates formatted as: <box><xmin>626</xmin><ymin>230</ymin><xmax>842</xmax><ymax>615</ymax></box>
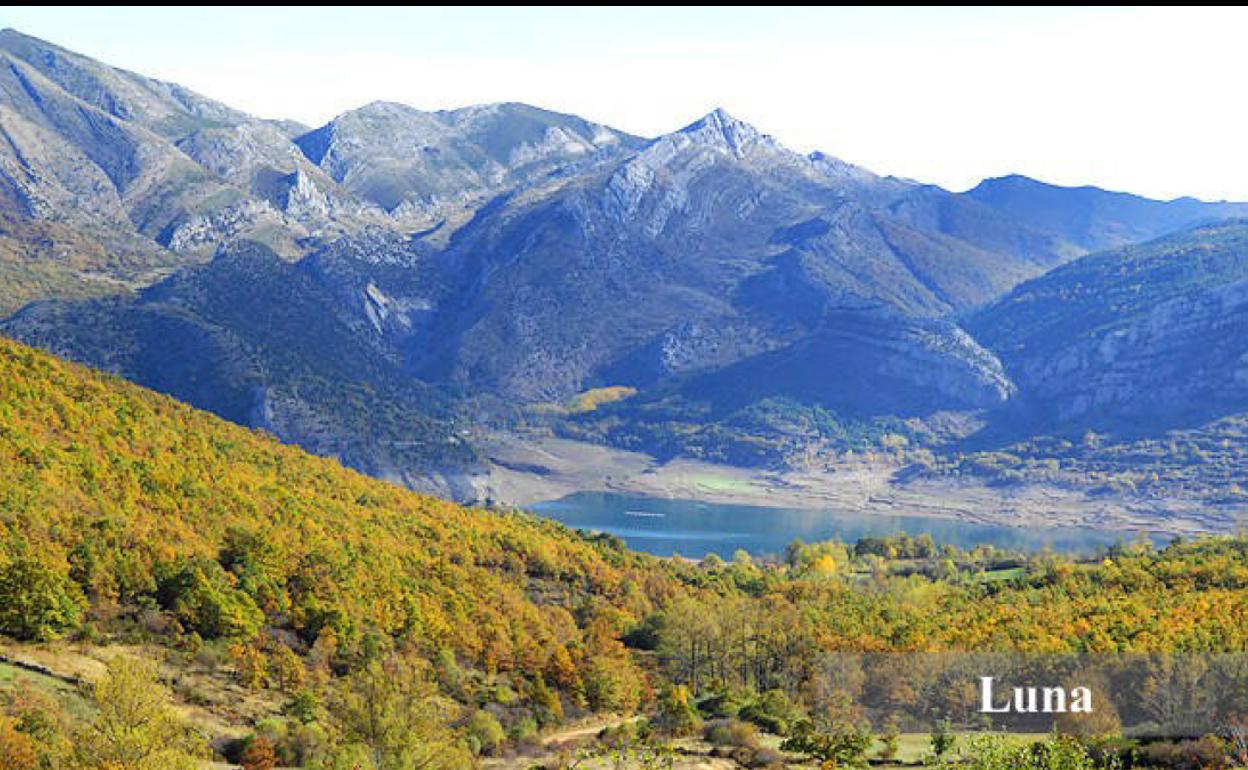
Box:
<box><xmin>873</xmin><ymin>731</ymin><xmax>1048</xmax><ymax>765</ymax></box>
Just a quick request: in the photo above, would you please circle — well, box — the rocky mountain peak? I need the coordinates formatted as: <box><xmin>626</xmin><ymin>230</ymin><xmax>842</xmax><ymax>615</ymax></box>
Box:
<box><xmin>674</xmin><ymin>107</ymin><xmax>771</xmax><ymax>157</ymax></box>
<box><xmin>351</xmin><ymin>100</ymin><xmax>427</xmax><ymax>120</ymax></box>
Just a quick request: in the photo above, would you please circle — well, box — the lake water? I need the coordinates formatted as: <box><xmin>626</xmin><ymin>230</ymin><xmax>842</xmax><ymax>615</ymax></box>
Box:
<box><xmin>531</xmin><ymin>492</ymin><xmax>1159</xmax><ymax>558</ymax></box>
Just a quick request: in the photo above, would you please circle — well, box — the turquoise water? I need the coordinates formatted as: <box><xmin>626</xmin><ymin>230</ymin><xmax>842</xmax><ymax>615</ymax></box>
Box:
<box><xmin>531</xmin><ymin>492</ymin><xmax>1159</xmax><ymax>558</ymax></box>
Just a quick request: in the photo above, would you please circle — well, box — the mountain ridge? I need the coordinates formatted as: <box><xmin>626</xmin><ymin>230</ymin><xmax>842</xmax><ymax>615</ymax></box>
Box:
<box><xmin>966</xmin><ymin>173</ymin><xmax>1248</xmax><ymax>252</ymax></box>
<box><xmin>6</xmin><ymin>28</ymin><xmax>1248</xmax><ymax>504</ymax></box>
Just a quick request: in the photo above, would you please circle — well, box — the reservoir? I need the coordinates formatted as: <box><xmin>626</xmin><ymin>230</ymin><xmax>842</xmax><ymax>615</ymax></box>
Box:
<box><xmin>531</xmin><ymin>491</ymin><xmax>1160</xmax><ymax>558</ymax></box>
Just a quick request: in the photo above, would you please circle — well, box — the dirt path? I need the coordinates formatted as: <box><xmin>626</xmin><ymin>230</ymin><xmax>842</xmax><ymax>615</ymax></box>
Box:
<box><xmin>541</xmin><ymin>715</ymin><xmax>641</xmax><ymax>746</ymax></box>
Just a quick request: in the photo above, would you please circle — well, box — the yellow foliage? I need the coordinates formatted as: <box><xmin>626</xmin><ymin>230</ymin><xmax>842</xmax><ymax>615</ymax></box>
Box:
<box><xmin>565</xmin><ymin>386</ymin><xmax>638</xmax><ymax>414</ymax></box>
<box><xmin>0</xmin><ymin>337</ymin><xmax>679</xmax><ymax>694</ymax></box>
<box><xmin>811</xmin><ymin>554</ymin><xmax>838</xmax><ymax>577</ymax></box>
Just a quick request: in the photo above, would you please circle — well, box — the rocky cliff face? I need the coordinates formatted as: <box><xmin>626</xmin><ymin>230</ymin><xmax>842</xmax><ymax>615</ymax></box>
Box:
<box><xmin>1022</xmin><ymin>278</ymin><xmax>1248</xmax><ymax>424</ymax></box>
<box><xmin>0</xmin><ymin>30</ymin><xmax>299</xmax><ymax>250</ymax></box>
<box><xmin>679</xmin><ymin>310</ymin><xmax>1016</xmax><ymax>416</ymax></box>
<box><xmin>294</xmin><ymin>101</ymin><xmax>644</xmax><ymax>229</ymax></box>
<box><xmin>971</xmin><ymin>221</ymin><xmax>1248</xmax><ymax>429</ymax></box>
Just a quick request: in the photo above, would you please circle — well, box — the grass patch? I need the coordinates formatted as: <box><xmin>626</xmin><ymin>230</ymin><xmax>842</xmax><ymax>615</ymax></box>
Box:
<box><xmin>0</xmin><ymin>662</ymin><xmax>94</xmax><ymax>720</ymax></box>
<box><xmin>682</xmin><ymin>471</ymin><xmax>757</xmax><ymax>495</ymax></box>
<box><xmin>871</xmin><ymin>732</ymin><xmax>1049</xmax><ymax>765</ymax></box>
<box><xmin>978</xmin><ymin>567</ymin><xmax>1026</xmax><ymax>582</ymax></box>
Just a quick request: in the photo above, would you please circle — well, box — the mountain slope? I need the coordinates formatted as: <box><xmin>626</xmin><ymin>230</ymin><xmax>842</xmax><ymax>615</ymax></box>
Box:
<box><xmin>969</xmin><ymin>220</ymin><xmax>1248</xmax><ymax>429</ymax></box>
<box><xmin>0</xmin><ymin>27</ymin><xmax>252</xmax><ymax>140</ymax></box>
<box><xmin>11</xmin><ymin>29</ymin><xmax>1248</xmax><ymax>495</ymax></box>
<box><xmin>0</xmin><ymin>30</ymin><xmax>652</xmax><ymax>292</ymax></box>
<box><xmin>1</xmin><ymin>242</ymin><xmax>476</xmax><ymax>495</ymax></box>
<box><xmin>7</xmin><ymin>330</ymin><xmax>1248</xmax><ymax>770</ymax></box>
<box><xmin>0</xmin><ymin>102</ymin><xmax>1088</xmax><ymax>483</ymax></box>
<box><xmin>0</xmin><ymin>28</ymin><xmax>338</xmax><ymax>263</ymax></box>
<box><xmin>411</xmin><ymin>109</ymin><xmax>1030</xmax><ymax>408</ymax></box>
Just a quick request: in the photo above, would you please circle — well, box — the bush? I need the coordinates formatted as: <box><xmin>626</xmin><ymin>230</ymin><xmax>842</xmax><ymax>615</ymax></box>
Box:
<box><xmin>699</xmin><ymin>689</ymin><xmax>750</xmax><ymax>719</ymax></box>
<box><xmin>959</xmin><ymin>734</ymin><xmax>1101</xmax><ymax>770</ymax></box>
<box><xmin>283</xmin><ymin>689</ymin><xmax>323</xmax><ymax>725</ymax></box>
<box><xmin>0</xmin><ymin>717</ymin><xmax>40</xmax><ymax>770</ymax></box>
<box><xmin>620</xmin><ymin>614</ymin><xmax>663</xmax><ymax>650</ymax></box>
<box><xmin>878</xmin><ymin>715</ymin><xmax>901</xmax><ymax>761</ymax></box>
<box><xmin>1139</xmin><ymin>735</ymin><xmax>1233</xmax><ymax>770</ymax></box>
<box><xmin>75</xmin><ymin>656</ymin><xmax>207</xmax><ymax>770</ymax></box>
<box><xmin>704</xmin><ymin>718</ymin><xmax>760</xmax><ymax>750</ymax></box>
<box><xmin>466</xmin><ymin>710</ymin><xmax>506</xmax><ymax>756</ymax></box>
<box><xmin>739</xmin><ymin>690</ymin><xmax>799</xmax><ymax>735</ymax></box>
<box><xmin>528</xmin><ymin>676</ymin><xmax>563</xmax><ymax>728</ymax></box>
<box><xmin>780</xmin><ymin>722</ymin><xmax>872</xmax><ymax>767</ymax></box>
<box><xmin>240</xmin><ymin>736</ymin><xmax>277</xmax><ymax>770</ymax></box>
<box><xmin>510</xmin><ymin>716</ymin><xmax>540</xmax><ymax>746</ymax></box>
<box><xmin>930</xmin><ymin>717</ymin><xmax>956</xmax><ymax>758</ymax></box>
<box><xmin>653</xmin><ymin>685</ymin><xmax>701</xmax><ymax>737</ymax></box>
<box><xmin>749</xmin><ymin>746</ymin><xmax>786</xmax><ymax>768</ymax></box>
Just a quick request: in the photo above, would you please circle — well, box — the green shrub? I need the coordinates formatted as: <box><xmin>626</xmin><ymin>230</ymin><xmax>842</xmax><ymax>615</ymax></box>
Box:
<box><xmin>739</xmin><ymin>689</ymin><xmax>799</xmax><ymax>735</ymax></box>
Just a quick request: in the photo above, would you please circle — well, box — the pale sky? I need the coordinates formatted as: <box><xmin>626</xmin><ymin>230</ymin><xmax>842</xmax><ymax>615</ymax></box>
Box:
<box><xmin>4</xmin><ymin>7</ymin><xmax>1248</xmax><ymax>201</ymax></box>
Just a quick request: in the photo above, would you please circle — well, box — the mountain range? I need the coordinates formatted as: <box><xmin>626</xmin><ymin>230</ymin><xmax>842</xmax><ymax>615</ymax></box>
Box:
<box><xmin>3</xmin><ymin>28</ymin><xmax>1248</xmax><ymax>521</ymax></box>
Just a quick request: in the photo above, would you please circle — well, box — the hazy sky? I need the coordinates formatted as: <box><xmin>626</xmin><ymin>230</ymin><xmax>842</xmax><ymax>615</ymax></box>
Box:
<box><xmin>4</xmin><ymin>7</ymin><xmax>1248</xmax><ymax>201</ymax></box>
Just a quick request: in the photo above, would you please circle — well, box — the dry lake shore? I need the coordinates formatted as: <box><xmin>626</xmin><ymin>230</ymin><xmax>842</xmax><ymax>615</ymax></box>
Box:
<box><xmin>472</xmin><ymin>434</ymin><xmax>1244</xmax><ymax>538</ymax></box>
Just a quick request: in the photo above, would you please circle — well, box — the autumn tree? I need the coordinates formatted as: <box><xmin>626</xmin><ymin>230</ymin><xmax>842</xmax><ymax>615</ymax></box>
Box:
<box><xmin>328</xmin><ymin>654</ymin><xmax>473</xmax><ymax>770</ymax></box>
<box><xmin>74</xmin><ymin>656</ymin><xmax>207</xmax><ymax>770</ymax></box>
<box><xmin>1053</xmin><ymin>672</ymin><xmax>1121</xmax><ymax>739</ymax></box>
<box><xmin>240</xmin><ymin>736</ymin><xmax>279</xmax><ymax>770</ymax></box>
<box><xmin>0</xmin><ymin>552</ymin><xmax>84</xmax><ymax>641</ymax></box>
<box><xmin>657</xmin><ymin>596</ymin><xmax>721</xmax><ymax>694</ymax></box>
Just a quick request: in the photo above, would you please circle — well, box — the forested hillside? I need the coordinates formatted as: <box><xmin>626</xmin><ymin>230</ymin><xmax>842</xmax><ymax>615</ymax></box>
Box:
<box><xmin>0</xmin><ymin>333</ymin><xmax>682</xmax><ymax>672</ymax></box>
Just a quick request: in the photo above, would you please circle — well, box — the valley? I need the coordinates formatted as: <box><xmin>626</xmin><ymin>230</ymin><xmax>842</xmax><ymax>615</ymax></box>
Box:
<box><xmin>3</xmin><ymin>28</ymin><xmax>1248</xmax><ymax>548</ymax></box>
